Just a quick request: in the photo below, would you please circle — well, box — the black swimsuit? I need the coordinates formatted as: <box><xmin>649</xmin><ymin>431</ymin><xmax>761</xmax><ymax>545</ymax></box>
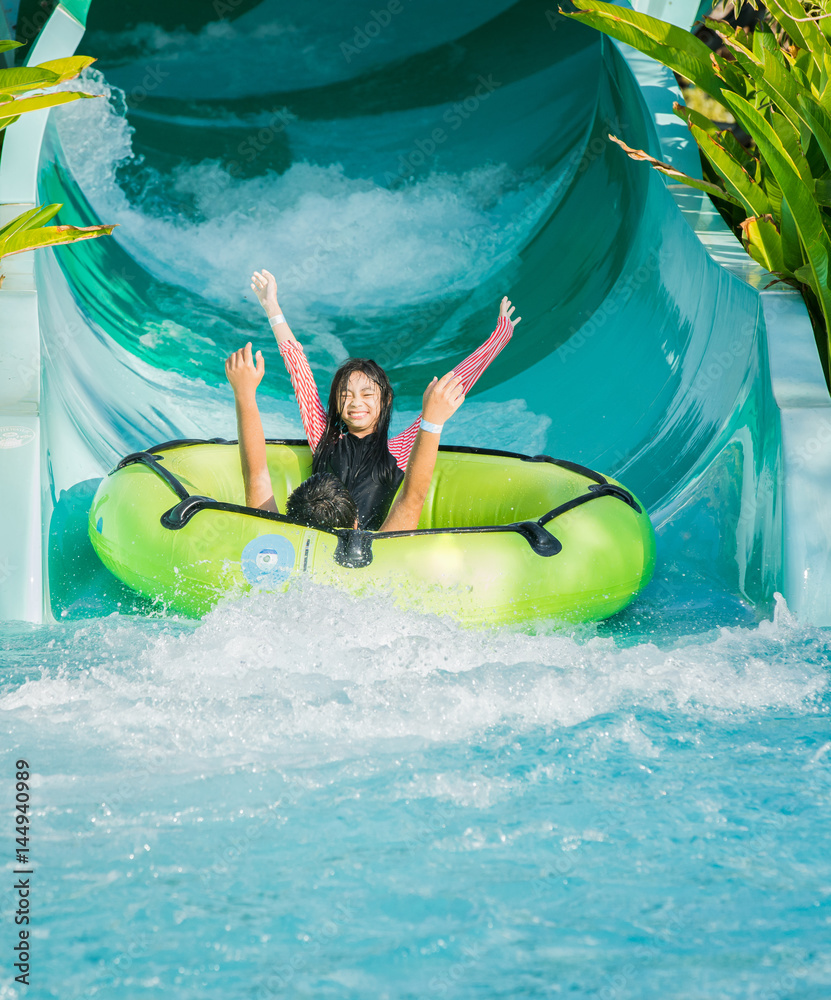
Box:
<box><xmin>324</xmin><ymin>432</ymin><xmax>404</xmax><ymax>530</ymax></box>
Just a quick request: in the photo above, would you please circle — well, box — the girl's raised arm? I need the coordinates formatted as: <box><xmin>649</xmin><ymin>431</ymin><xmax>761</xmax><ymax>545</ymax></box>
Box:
<box><xmin>388</xmin><ymin>296</ymin><xmax>521</xmax><ymax>469</ymax></box>
<box><xmin>225</xmin><ymin>343</ymin><xmax>277</xmax><ymax>512</ymax></box>
<box><xmin>380</xmin><ymin>372</ymin><xmax>466</xmax><ymax>532</ymax></box>
<box><xmin>251</xmin><ymin>268</ymin><xmax>328</xmax><ymax>450</ymax></box>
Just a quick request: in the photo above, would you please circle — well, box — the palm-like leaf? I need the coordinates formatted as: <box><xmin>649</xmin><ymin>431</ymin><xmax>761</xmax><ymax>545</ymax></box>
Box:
<box><xmin>0</xmin><ymin>222</ymin><xmax>116</xmax><ymax>258</ymax></box>
<box><xmin>562</xmin><ymin>1</ymin><xmax>744</xmax><ymax>98</ymax></box>
<box><xmin>608</xmin><ymin>135</ymin><xmax>743</xmax><ymax>205</ymax></box>
<box><xmin>0</xmin><ymin>48</ymin><xmax>114</xmax><ymax>270</ymax></box>
<box><xmin>0</xmin><ymin>90</ymin><xmax>97</xmax><ymax>128</ymax></box>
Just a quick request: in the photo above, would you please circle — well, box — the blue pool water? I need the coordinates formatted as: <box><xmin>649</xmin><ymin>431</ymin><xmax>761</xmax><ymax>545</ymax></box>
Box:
<box><xmin>3</xmin><ymin>589</ymin><xmax>830</xmax><ymax>997</ymax></box>
<box><xmin>3</xmin><ymin>0</ymin><xmax>831</xmax><ymax>994</ymax></box>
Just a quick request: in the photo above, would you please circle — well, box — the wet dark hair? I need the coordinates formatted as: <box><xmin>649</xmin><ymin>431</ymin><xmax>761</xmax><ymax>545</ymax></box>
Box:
<box><xmin>312</xmin><ymin>358</ymin><xmax>394</xmax><ymax>478</ymax></box>
<box><xmin>286</xmin><ymin>472</ymin><xmax>358</xmax><ymax>530</ymax></box>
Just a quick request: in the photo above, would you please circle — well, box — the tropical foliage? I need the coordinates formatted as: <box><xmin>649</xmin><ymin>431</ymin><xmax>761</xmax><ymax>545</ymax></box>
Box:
<box><xmin>0</xmin><ymin>39</ymin><xmax>113</xmax><ymax>281</ymax></box>
<box><xmin>560</xmin><ymin>0</ymin><xmax>831</xmax><ymax>381</ymax></box>
<box><xmin>0</xmin><ymin>202</ymin><xmax>113</xmax><ymax>258</ymax></box>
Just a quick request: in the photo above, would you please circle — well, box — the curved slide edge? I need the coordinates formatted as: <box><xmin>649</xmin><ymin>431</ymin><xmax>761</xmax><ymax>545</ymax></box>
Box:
<box><xmin>0</xmin><ymin>3</ymin><xmax>88</xmax><ymax>622</ymax></box>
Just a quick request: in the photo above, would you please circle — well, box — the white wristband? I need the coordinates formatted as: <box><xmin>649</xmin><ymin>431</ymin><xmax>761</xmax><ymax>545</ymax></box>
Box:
<box><xmin>420</xmin><ymin>417</ymin><xmax>443</xmax><ymax>434</ymax></box>
<box><xmin>268</xmin><ymin>313</ymin><xmax>286</xmax><ymax>327</ymax></box>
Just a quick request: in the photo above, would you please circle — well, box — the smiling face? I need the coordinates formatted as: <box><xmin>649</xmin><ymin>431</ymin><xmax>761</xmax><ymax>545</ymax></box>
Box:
<box><xmin>339</xmin><ymin>370</ymin><xmax>382</xmax><ymax>436</ymax></box>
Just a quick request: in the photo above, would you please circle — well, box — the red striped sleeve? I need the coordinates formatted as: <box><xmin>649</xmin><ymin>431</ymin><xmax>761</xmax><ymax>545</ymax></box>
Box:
<box><xmin>387</xmin><ymin>316</ymin><xmax>514</xmax><ymax>470</ymax></box>
<box><xmin>451</xmin><ymin>315</ymin><xmax>513</xmax><ymax>392</ymax></box>
<box><xmin>388</xmin><ymin>420</ymin><xmax>420</xmax><ymax>470</ymax></box>
<box><xmin>278</xmin><ymin>340</ymin><xmax>328</xmax><ymax>450</ymax></box>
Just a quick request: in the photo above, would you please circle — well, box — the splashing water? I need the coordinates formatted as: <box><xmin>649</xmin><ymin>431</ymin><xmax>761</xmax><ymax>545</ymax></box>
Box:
<box><xmin>3</xmin><ymin>588</ymin><xmax>830</xmax><ymax>998</ymax></box>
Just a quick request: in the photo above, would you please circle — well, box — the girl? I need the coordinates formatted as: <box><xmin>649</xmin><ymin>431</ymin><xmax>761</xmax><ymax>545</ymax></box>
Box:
<box><xmin>225</xmin><ymin>344</ymin><xmax>467</xmax><ymax>533</ymax></box>
<box><xmin>250</xmin><ymin>268</ymin><xmax>521</xmax><ymax>529</ymax></box>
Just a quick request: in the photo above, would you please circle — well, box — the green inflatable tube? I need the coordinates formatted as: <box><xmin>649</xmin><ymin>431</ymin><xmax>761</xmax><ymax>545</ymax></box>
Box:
<box><xmin>88</xmin><ymin>439</ymin><xmax>657</xmax><ymax>626</ymax></box>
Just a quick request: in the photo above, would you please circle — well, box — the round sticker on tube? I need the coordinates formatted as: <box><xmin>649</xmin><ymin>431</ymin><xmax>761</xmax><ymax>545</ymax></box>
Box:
<box><xmin>241</xmin><ymin>535</ymin><xmax>296</xmax><ymax>587</ymax></box>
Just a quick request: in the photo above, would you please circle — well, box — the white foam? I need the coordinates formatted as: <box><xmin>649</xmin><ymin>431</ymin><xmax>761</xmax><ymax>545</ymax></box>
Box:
<box><xmin>53</xmin><ymin>70</ymin><xmax>553</xmax><ymax>319</ymax></box>
<box><xmin>2</xmin><ymin>586</ymin><xmax>827</xmax><ymax>772</ymax></box>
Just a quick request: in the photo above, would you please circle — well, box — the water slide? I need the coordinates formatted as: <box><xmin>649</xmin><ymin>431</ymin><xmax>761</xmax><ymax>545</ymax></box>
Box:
<box><xmin>2</xmin><ymin>0</ymin><xmax>831</xmax><ymax>627</ymax></box>
<box><xmin>4</xmin><ymin>6</ymin><xmax>831</xmax><ymax>998</ymax></box>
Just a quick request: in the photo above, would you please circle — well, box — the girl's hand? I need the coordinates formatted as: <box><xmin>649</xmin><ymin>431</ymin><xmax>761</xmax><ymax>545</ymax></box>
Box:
<box><xmin>422</xmin><ymin>371</ymin><xmax>466</xmax><ymax>426</ymax></box>
<box><xmin>251</xmin><ymin>268</ymin><xmax>280</xmax><ymax>314</ymax></box>
<box><xmin>225</xmin><ymin>342</ymin><xmax>265</xmax><ymax>398</ymax></box>
<box><xmin>499</xmin><ymin>295</ymin><xmax>521</xmax><ymax>326</ymax></box>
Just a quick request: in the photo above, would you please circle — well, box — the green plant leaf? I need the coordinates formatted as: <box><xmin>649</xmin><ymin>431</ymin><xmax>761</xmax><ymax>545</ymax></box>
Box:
<box><xmin>722</xmin><ymin>34</ymin><xmax>831</xmax><ymax>162</ymax></box>
<box><xmin>815</xmin><ymin>177</ymin><xmax>831</xmax><ymax>206</ymax></box>
<box><xmin>794</xmin><ymin>262</ymin><xmax>816</xmax><ymax>284</ymax></box>
<box><xmin>675</xmin><ymin>100</ymin><xmax>758</xmax><ymax>169</ymax></box>
<box><xmin>792</xmin><ymin>59</ymin><xmax>819</xmax><ymax>97</ymax></box>
<box><xmin>0</xmin><ymin>204</ymin><xmax>62</xmax><ymax>241</ymax></box>
<box><xmin>673</xmin><ymin>101</ymin><xmax>720</xmax><ymax>136</ymax></box>
<box><xmin>691</xmin><ymin>124</ymin><xmax>771</xmax><ymax>216</ymax></box>
<box><xmin>754</xmin><ymin>22</ymin><xmax>787</xmax><ymax>64</ymax></box>
<box><xmin>740</xmin><ymin>215</ymin><xmax>786</xmax><ymax>273</ymax></box>
<box><xmin>722</xmin><ymin>91</ymin><xmax>798</xmax><ymax>171</ymax></box>
<box><xmin>0</xmin><ymin>114</ymin><xmax>21</xmax><ymax>131</ymax></box>
<box><xmin>0</xmin><ymin>91</ymin><xmax>98</xmax><ymax>120</ymax></box>
<box><xmin>0</xmin><ymin>67</ymin><xmax>60</xmax><ymax>95</ymax></box>
<box><xmin>0</xmin><ymin>223</ymin><xmax>115</xmax><ymax>260</ymax></box>
<box><xmin>608</xmin><ymin>134</ymin><xmax>743</xmax><ymax>205</ymax></box>
<box><xmin>723</xmin><ymin>91</ymin><xmax>831</xmax><ymax>329</ymax></box>
<box><xmin>798</xmin><ymin>95</ymin><xmax>831</xmax><ymax>173</ymax></box>
<box><xmin>804</xmin><ymin>132</ymin><xmax>831</xmax><ymax>180</ymax></box>
<box><xmin>560</xmin><ymin>2</ymin><xmax>741</xmax><ymax>99</ymax></box>
<box><xmin>769</xmin><ymin>110</ymin><xmax>813</xmax><ymax>184</ymax></box>
<box><xmin>759</xmin><ymin>45</ymin><xmax>811</xmax><ymax>132</ymax></box>
<box><xmin>720</xmin><ymin>33</ymin><xmax>764</xmax><ymax>81</ymax></box>
<box><xmin>820</xmin><ymin>79</ymin><xmax>831</xmax><ymax>117</ymax></box>
<box><xmin>761</xmin><ymin>170</ymin><xmax>784</xmax><ymax>219</ymax></box>
<box><xmin>766</xmin><ymin>0</ymin><xmax>829</xmax><ymax>66</ymax></box>
<box><xmin>703</xmin><ymin>17</ymin><xmax>741</xmax><ymax>43</ymax></box>
<box><xmin>751</xmin><ymin>20</ymin><xmax>768</xmax><ymax>61</ymax></box>
<box><xmin>722</xmin><ymin>128</ymin><xmax>759</xmax><ymax>172</ymax></box>
<box><xmin>0</xmin><ymin>41</ymin><xmax>22</xmax><ymax>54</ymax></box>
<box><xmin>33</xmin><ymin>56</ymin><xmax>97</xmax><ymax>84</ymax></box>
